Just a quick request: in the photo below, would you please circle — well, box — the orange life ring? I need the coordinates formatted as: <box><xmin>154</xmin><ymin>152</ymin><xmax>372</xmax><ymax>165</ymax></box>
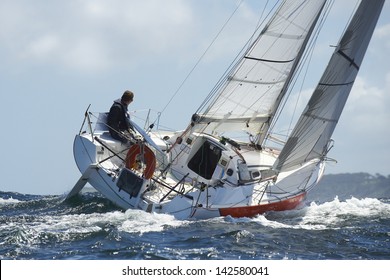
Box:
<box><xmin>125</xmin><ymin>144</ymin><xmax>156</xmax><ymax>179</ymax></box>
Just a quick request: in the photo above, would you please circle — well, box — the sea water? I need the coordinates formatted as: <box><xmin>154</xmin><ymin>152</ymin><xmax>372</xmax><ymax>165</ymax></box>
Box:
<box><xmin>1</xmin><ymin>191</ymin><xmax>389</xmax><ymax>260</ymax></box>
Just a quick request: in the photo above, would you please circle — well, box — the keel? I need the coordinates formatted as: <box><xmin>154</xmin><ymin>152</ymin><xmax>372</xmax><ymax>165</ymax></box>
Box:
<box><xmin>66</xmin><ymin>164</ymin><xmax>97</xmax><ymax>200</ymax></box>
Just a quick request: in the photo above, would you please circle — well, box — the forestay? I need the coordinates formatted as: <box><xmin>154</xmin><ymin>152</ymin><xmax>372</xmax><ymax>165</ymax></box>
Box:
<box><xmin>194</xmin><ymin>0</ymin><xmax>327</xmax><ymax>141</ymax></box>
<box><xmin>273</xmin><ymin>0</ymin><xmax>385</xmax><ymax>172</ymax></box>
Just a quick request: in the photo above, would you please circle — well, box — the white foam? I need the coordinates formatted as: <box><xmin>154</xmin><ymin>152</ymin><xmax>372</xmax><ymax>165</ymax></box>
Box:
<box><xmin>0</xmin><ymin>207</ymin><xmax>192</xmax><ymax>247</ymax></box>
<box><xmin>231</xmin><ymin>197</ymin><xmax>390</xmax><ymax>230</ymax></box>
<box><xmin>302</xmin><ymin>197</ymin><xmax>390</xmax><ymax>224</ymax></box>
<box><xmin>41</xmin><ymin>209</ymin><xmax>188</xmax><ymax>235</ymax></box>
<box><xmin>306</xmin><ymin>197</ymin><xmax>390</xmax><ymax>219</ymax></box>
<box><xmin>3</xmin><ymin>197</ymin><xmax>388</xmax><ymax>242</ymax></box>
<box><xmin>119</xmin><ymin>209</ymin><xmax>189</xmax><ymax>234</ymax></box>
<box><xmin>31</xmin><ymin>211</ymin><xmax>126</xmax><ymax>238</ymax></box>
<box><xmin>0</xmin><ymin>197</ymin><xmax>22</xmax><ymax>205</ymax></box>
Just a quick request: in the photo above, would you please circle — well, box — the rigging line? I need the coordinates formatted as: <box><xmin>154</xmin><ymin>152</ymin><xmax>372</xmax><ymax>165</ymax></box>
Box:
<box><xmin>285</xmin><ymin>22</ymin><xmax>321</xmax><ymax>137</ymax></box>
<box><xmin>158</xmin><ymin>0</ymin><xmax>244</xmax><ymax>116</ymax></box>
<box><xmin>273</xmin><ymin>0</ymin><xmax>357</xmax><ymax>132</ymax></box>
<box><xmin>246</xmin><ymin>0</ymin><xmax>272</xmax><ymax>47</ymax></box>
<box><xmin>202</xmin><ymin>1</ymin><xmax>324</xmax><ymax>120</ymax></box>
<box><xmin>339</xmin><ymin>0</ymin><xmax>360</xmax><ymax>44</ymax></box>
<box><xmin>266</xmin><ymin>0</ymin><xmax>334</xmax><ymax>143</ymax></box>
<box><xmin>196</xmin><ymin>0</ymin><xmax>281</xmax><ymax>114</ymax></box>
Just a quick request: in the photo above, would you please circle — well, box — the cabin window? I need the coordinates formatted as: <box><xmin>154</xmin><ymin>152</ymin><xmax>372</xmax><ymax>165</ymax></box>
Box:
<box><xmin>251</xmin><ymin>171</ymin><xmax>261</xmax><ymax>179</ymax></box>
<box><xmin>188</xmin><ymin>141</ymin><xmax>222</xmax><ymax>179</ymax></box>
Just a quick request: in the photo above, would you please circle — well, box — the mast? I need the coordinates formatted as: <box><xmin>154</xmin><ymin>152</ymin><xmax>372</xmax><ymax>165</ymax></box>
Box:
<box><xmin>193</xmin><ymin>0</ymin><xmax>327</xmax><ymax>142</ymax></box>
<box><xmin>273</xmin><ymin>0</ymin><xmax>385</xmax><ymax>173</ymax></box>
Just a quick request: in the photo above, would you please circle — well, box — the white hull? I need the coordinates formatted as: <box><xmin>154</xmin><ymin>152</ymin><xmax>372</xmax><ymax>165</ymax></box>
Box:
<box><xmin>72</xmin><ymin>125</ymin><xmax>325</xmax><ymax>220</ymax></box>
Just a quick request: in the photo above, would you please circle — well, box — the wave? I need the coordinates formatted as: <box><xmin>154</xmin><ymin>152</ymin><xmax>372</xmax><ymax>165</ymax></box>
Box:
<box><xmin>0</xmin><ymin>191</ymin><xmax>42</xmax><ymax>204</ymax></box>
<box><xmin>119</xmin><ymin>209</ymin><xmax>190</xmax><ymax>234</ymax></box>
<box><xmin>0</xmin><ymin>197</ymin><xmax>22</xmax><ymax>205</ymax></box>
<box><xmin>1</xmin><ymin>191</ymin><xmax>389</xmax><ymax>237</ymax></box>
<box><xmin>0</xmin><ymin>191</ymin><xmax>191</xmax><ymax>253</ymax></box>
<box><xmin>232</xmin><ymin>196</ymin><xmax>390</xmax><ymax>230</ymax></box>
<box><xmin>1</xmin><ymin>191</ymin><xmax>389</xmax><ymax>259</ymax></box>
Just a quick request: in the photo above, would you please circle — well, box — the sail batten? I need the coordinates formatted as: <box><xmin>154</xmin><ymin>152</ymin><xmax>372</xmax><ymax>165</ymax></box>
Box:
<box><xmin>337</xmin><ymin>50</ymin><xmax>360</xmax><ymax>70</ymax></box>
<box><xmin>274</xmin><ymin>0</ymin><xmax>385</xmax><ymax>173</ymax></box>
<box><xmin>243</xmin><ymin>56</ymin><xmax>295</xmax><ymax>64</ymax></box>
<box><xmin>318</xmin><ymin>81</ymin><xmax>354</xmax><ymax>87</ymax></box>
<box><xmin>302</xmin><ymin>113</ymin><xmax>338</xmax><ymax>123</ymax></box>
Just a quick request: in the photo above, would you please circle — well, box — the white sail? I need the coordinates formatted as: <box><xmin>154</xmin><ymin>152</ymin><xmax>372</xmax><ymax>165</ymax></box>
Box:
<box><xmin>194</xmin><ymin>0</ymin><xmax>327</xmax><ymax>140</ymax></box>
<box><xmin>273</xmin><ymin>0</ymin><xmax>385</xmax><ymax>172</ymax></box>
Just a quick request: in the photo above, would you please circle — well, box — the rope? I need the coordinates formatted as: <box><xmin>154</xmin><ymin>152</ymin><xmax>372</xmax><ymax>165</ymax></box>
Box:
<box><xmin>265</xmin><ymin>0</ymin><xmax>335</xmax><ymax>145</ymax></box>
<box><xmin>196</xmin><ymin>1</ymin><xmax>280</xmax><ymax>114</ymax></box>
<box><xmin>158</xmin><ymin>0</ymin><xmax>245</xmax><ymax>117</ymax></box>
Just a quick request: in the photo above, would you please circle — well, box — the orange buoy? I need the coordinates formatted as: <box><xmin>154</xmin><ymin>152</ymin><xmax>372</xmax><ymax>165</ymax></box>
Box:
<box><xmin>125</xmin><ymin>143</ymin><xmax>156</xmax><ymax>179</ymax></box>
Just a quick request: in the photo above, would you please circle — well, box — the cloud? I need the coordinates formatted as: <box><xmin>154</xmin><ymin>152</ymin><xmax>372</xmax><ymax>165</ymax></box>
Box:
<box><xmin>0</xmin><ymin>0</ymin><xmax>198</xmax><ymax>74</ymax></box>
<box><xmin>24</xmin><ymin>34</ymin><xmax>60</xmax><ymax>58</ymax></box>
<box><xmin>82</xmin><ymin>0</ymin><xmax>195</xmax><ymax>52</ymax></box>
<box><xmin>374</xmin><ymin>23</ymin><xmax>390</xmax><ymax>38</ymax></box>
<box><xmin>18</xmin><ymin>33</ymin><xmax>112</xmax><ymax>73</ymax></box>
<box><xmin>330</xmin><ymin>72</ymin><xmax>390</xmax><ymax>174</ymax></box>
<box><xmin>329</xmin><ymin>20</ymin><xmax>390</xmax><ymax>174</ymax></box>
<box><xmin>344</xmin><ymin>18</ymin><xmax>390</xmax><ymax>135</ymax></box>
<box><xmin>0</xmin><ymin>0</ymin><xmax>264</xmax><ymax>76</ymax></box>
<box><xmin>345</xmin><ymin>75</ymin><xmax>390</xmax><ymax>133</ymax></box>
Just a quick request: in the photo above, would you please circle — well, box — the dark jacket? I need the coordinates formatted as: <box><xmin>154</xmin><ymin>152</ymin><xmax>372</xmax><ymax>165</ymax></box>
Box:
<box><xmin>107</xmin><ymin>99</ymin><xmax>133</xmax><ymax>142</ymax></box>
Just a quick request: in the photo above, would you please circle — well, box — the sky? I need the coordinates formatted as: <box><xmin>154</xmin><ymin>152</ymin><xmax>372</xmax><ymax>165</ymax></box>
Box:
<box><xmin>1</xmin><ymin>0</ymin><xmax>389</xmax><ymax>195</ymax></box>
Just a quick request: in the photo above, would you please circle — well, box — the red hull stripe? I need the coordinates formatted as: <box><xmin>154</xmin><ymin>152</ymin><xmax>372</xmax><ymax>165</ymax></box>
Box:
<box><xmin>219</xmin><ymin>192</ymin><xmax>306</xmax><ymax>218</ymax></box>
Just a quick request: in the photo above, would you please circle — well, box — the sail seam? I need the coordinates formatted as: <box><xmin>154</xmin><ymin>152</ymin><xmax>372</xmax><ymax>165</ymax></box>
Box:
<box><xmin>228</xmin><ymin>76</ymin><xmax>286</xmax><ymax>85</ymax></box>
<box><xmin>302</xmin><ymin>113</ymin><xmax>338</xmax><ymax>123</ymax></box>
<box><xmin>266</xmin><ymin>31</ymin><xmax>304</xmax><ymax>40</ymax></box>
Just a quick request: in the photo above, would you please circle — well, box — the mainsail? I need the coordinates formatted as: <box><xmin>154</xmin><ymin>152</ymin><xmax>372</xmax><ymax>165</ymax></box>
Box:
<box><xmin>194</xmin><ymin>0</ymin><xmax>327</xmax><ymax>141</ymax></box>
<box><xmin>273</xmin><ymin>0</ymin><xmax>385</xmax><ymax>172</ymax></box>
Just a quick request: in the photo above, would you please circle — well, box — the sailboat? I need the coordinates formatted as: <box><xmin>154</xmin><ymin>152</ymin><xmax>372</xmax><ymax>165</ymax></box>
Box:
<box><xmin>69</xmin><ymin>0</ymin><xmax>384</xmax><ymax>219</ymax></box>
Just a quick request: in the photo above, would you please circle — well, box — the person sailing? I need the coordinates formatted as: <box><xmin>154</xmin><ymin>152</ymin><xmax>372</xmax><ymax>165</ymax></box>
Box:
<box><xmin>107</xmin><ymin>90</ymin><xmax>135</xmax><ymax>144</ymax></box>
